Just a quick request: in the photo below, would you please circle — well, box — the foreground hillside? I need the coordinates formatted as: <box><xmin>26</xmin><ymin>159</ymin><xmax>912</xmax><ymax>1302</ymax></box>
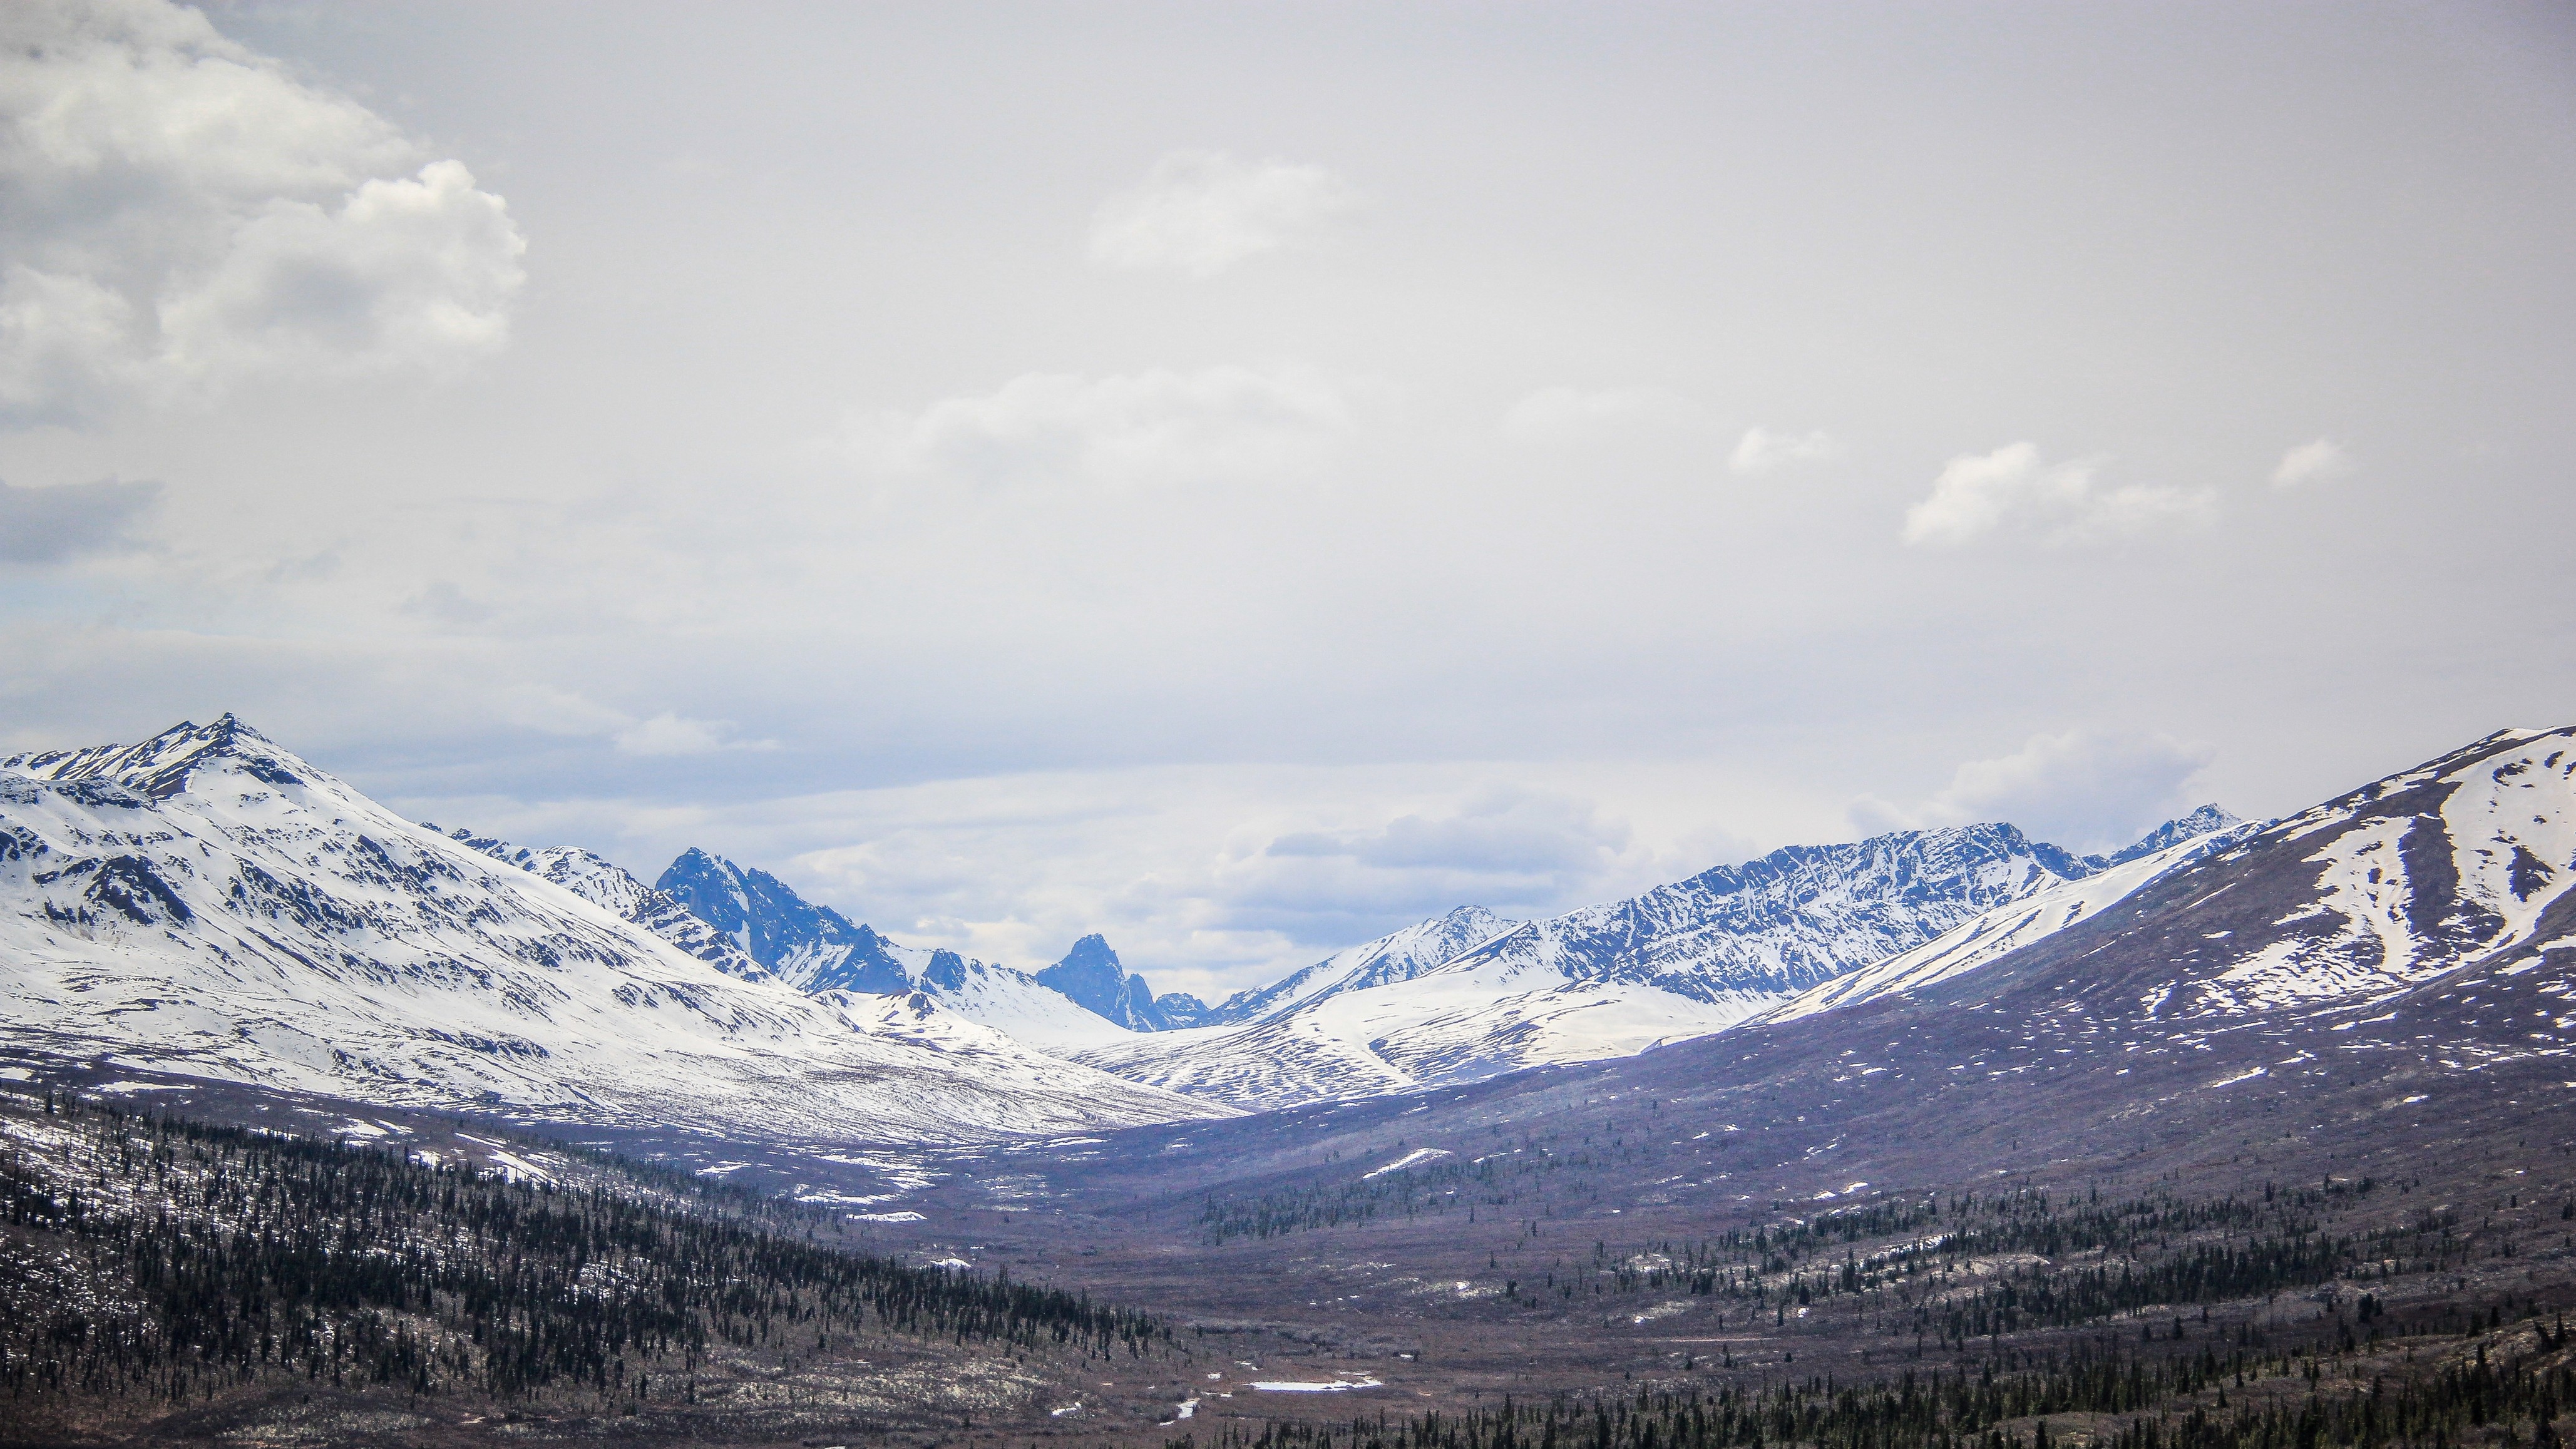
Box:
<box><xmin>0</xmin><ymin>1086</ymin><xmax>1196</xmax><ymax>1447</ymax></box>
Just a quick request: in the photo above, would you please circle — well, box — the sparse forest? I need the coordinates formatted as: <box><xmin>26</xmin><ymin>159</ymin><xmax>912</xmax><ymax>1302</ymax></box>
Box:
<box><xmin>0</xmin><ymin>1089</ymin><xmax>1164</xmax><ymax>1431</ymax></box>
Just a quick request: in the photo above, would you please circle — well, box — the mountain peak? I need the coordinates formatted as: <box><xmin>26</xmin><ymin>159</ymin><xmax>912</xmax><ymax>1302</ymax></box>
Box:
<box><xmin>1</xmin><ymin>713</ymin><xmax>316</xmax><ymax>801</ymax></box>
<box><xmin>654</xmin><ymin>848</ymin><xmax>869</xmax><ymax>973</ymax></box>
<box><xmin>2102</xmin><ymin>803</ymin><xmax>2245</xmax><ymax>866</ymax></box>
<box><xmin>1035</xmin><ymin>935</ymin><xmax>1195</xmax><ymax>1032</ymax></box>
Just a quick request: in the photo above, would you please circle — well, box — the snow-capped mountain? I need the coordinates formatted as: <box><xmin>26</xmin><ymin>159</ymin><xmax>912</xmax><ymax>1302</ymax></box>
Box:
<box><xmin>1034</xmin><ymin>933</ymin><xmax>1206</xmax><ymax>1031</ymax></box>
<box><xmin>1988</xmin><ymin>725</ymin><xmax>2576</xmax><ymax>1019</ymax></box>
<box><xmin>1437</xmin><ymin>820</ymin><xmax>2203</xmax><ymax>1006</ymax></box>
<box><xmin>654</xmin><ymin>847</ymin><xmax>1208</xmax><ymax>1040</ymax></box>
<box><xmin>1723</xmin><ymin>724</ymin><xmax>2576</xmax><ymax>1090</ymax></box>
<box><xmin>650</xmin><ymin>849</ymin><xmax>1149</xmax><ymax>1053</ymax></box>
<box><xmin>1196</xmin><ymin>906</ymin><xmax>1521</xmax><ymax>1026</ymax></box>
<box><xmin>1756</xmin><ymin>816</ymin><xmax>2260</xmax><ymax>1025</ymax></box>
<box><xmin>0</xmin><ymin>716</ymin><xmax>1224</xmax><ymax>1142</ymax></box>
<box><xmin>436</xmin><ymin>829</ymin><xmax>768</xmax><ymax>981</ymax></box>
<box><xmin>1072</xmin><ymin>814</ymin><xmax>2240</xmax><ymax>1107</ymax></box>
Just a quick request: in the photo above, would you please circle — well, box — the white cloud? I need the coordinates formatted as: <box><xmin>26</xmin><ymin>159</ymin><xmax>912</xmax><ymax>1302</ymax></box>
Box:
<box><xmin>1088</xmin><ymin>150</ymin><xmax>1354</xmax><ymax>278</ymax></box>
<box><xmin>1728</xmin><ymin>426</ymin><xmax>1840</xmax><ymax>474</ymax></box>
<box><xmin>0</xmin><ymin>0</ymin><xmax>525</xmax><ymax>421</ymax></box>
<box><xmin>156</xmin><ymin>160</ymin><xmax>523</xmax><ymax>382</ymax></box>
<box><xmin>2270</xmin><ymin>437</ymin><xmax>2351</xmax><ymax>488</ymax></box>
<box><xmin>1502</xmin><ymin>386</ymin><xmax>1696</xmax><ymax>444</ymax></box>
<box><xmin>1856</xmin><ymin>727</ymin><xmax>2217</xmax><ymax>854</ymax></box>
<box><xmin>844</xmin><ymin>365</ymin><xmax>1363</xmax><ymax>489</ymax></box>
<box><xmin>614</xmin><ymin>712</ymin><xmax>774</xmax><ymax>757</ymax></box>
<box><xmin>1902</xmin><ymin>441</ymin><xmax>2214</xmax><ymax>546</ymax></box>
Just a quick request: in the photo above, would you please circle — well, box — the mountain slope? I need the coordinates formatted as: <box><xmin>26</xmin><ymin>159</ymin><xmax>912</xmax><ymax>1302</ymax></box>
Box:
<box><xmin>1757</xmin><ymin>815</ymin><xmax>2259</xmax><ymax>1023</ymax></box>
<box><xmin>436</xmin><ymin>827</ymin><xmax>769</xmax><ymax>981</ymax></box>
<box><xmin>1197</xmin><ymin>905</ymin><xmax>1519</xmax><ymax>1027</ymax></box>
<box><xmin>1432</xmin><ymin>821</ymin><xmax>2138</xmax><ymax>1006</ymax></box>
<box><xmin>891</xmin><ymin>725</ymin><xmax>2576</xmax><ymax>1286</ymax></box>
<box><xmin>654</xmin><ymin>848</ymin><xmax>1136</xmax><ymax>1053</ymax></box>
<box><xmin>1077</xmin><ymin>817</ymin><xmax>2232</xmax><ymax>1107</ymax></box>
<box><xmin>0</xmin><ymin>716</ymin><xmax>1224</xmax><ymax>1141</ymax></box>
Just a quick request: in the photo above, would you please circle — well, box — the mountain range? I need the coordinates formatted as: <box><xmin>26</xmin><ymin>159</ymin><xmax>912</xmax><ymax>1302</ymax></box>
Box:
<box><xmin>0</xmin><ymin>715</ymin><xmax>1217</xmax><ymax>1141</ymax></box>
<box><xmin>15</xmin><ymin>712</ymin><xmax>2561</xmax><ymax>1153</ymax></box>
<box><xmin>0</xmin><ymin>710</ymin><xmax>2277</xmax><ymax>1137</ymax></box>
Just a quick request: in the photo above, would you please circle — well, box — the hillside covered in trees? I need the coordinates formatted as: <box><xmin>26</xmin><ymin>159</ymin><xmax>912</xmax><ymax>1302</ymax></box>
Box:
<box><xmin>0</xmin><ymin>1087</ymin><xmax>1176</xmax><ymax>1445</ymax></box>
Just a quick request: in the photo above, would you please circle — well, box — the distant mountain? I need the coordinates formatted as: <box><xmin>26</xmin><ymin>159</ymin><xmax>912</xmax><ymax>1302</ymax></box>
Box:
<box><xmin>1755</xmin><ymin>815</ymin><xmax>2259</xmax><ymax>1025</ymax></box>
<box><xmin>901</xmin><ymin>727</ymin><xmax>2576</xmax><ymax>1365</ymax></box>
<box><xmin>1035</xmin><ymin>933</ymin><xmax>1204</xmax><ymax>1031</ymax></box>
<box><xmin>2101</xmin><ymin>802</ymin><xmax>2241</xmax><ymax>866</ymax></box>
<box><xmin>1196</xmin><ymin>906</ymin><xmax>1520</xmax><ymax>1027</ymax></box>
<box><xmin>435</xmin><ymin>830</ymin><xmax>769</xmax><ymax>981</ymax></box>
<box><xmin>655</xmin><ymin>847</ymin><xmax>890</xmax><ymax>985</ymax></box>
<box><xmin>1435</xmin><ymin>820</ymin><xmax>2175</xmax><ymax>1006</ymax></box>
<box><xmin>652</xmin><ymin>849</ymin><xmax>1141</xmax><ymax>1053</ymax></box>
<box><xmin>0</xmin><ymin>715</ymin><xmax>1222</xmax><ymax>1141</ymax></box>
<box><xmin>1075</xmin><ymin>813</ymin><xmax>2241</xmax><ymax>1107</ymax></box>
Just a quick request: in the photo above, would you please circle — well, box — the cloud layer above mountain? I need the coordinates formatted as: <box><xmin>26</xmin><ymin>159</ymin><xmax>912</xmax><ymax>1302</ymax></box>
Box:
<box><xmin>2</xmin><ymin>2</ymin><xmax>2569</xmax><ymax>990</ymax></box>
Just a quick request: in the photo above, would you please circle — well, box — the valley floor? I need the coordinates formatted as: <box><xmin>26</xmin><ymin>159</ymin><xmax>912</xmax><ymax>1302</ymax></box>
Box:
<box><xmin>7</xmin><ymin>1039</ymin><xmax>2576</xmax><ymax>1449</ymax></box>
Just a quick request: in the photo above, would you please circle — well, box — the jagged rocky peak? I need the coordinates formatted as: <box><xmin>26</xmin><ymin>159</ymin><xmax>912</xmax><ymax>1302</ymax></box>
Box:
<box><xmin>0</xmin><ymin>712</ymin><xmax>321</xmax><ymax>801</ymax></box>
<box><xmin>429</xmin><ymin>826</ymin><xmax>768</xmax><ymax>981</ymax></box>
<box><xmin>1036</xmin><ymin>934</ymin><xmax>1204</xmax><ymax>1032</ymax></box>
<box><xmin>654</xmin><ymin>847</ymin><xmax>875</xmax><ymax>973</ymax></box>
<box><xmin>2102</xmin><ymin>804</ymin><xmax>2243</xmax><ymax>866</ymax></box>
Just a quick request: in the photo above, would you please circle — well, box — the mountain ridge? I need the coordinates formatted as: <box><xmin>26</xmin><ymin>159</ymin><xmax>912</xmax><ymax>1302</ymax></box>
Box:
<box><xmin>0</xmin><ymin>716</ymin><xmax>1225</xmax><ymax>1141</ymax></box>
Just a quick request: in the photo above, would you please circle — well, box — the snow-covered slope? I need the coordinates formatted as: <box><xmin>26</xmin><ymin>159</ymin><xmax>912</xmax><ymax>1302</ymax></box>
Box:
<box><xmin>1435</xmin><ymin>822</ymin><xmax>2138</xmax><ymax>1006</ymax></box>
<box><xmin>652</xmin><ymin>848</ymin><xmax>1135</xmax><ymax>1054</ymax></box>
<box><xmin>2143</xmin><ymin>726</ymin><xmax>2576</xmax><ymax>1016</ymax></box>
<box><xmin>0</xmin><ymin>716</ymin><xmax>1225</xmax><ymax>1142</ymax></box>
<box><xmin>1742</xmin><ymin>726</ymin><xmax>2576</xmax><ymax>1047</ymax></box>
<box><xmin>1758</xmin><ymin>818</ymin><xmax>2259</xmax><ymax>1024</ymax></box>
<box><xmin>1077</xmin><ymin>816</ymin><xmax>2239</xmax><ymax>1108</ymax></box>
<box><xmin>1198</xmin><ymin>906</ymin><xmax>1520</xmax><ymax>1026</ymax></box>
<box><xmin>436</xmin><ymin>829</ymin><xmax>769</xmax><ymax>981</ymax></box>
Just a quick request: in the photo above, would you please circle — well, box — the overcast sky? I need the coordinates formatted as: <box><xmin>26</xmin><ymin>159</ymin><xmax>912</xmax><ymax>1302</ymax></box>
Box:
<box><xmin>4</xmin><ymin>1</ymin><xmax>2572</xmax><ymax>999</ymax></box>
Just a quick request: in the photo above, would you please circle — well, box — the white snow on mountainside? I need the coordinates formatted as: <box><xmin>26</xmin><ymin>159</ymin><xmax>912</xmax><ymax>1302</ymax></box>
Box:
<box><xmin>1435</xmin><ymin>822</ymin><xmax>2136</xmax><ymax>1005</ymax></box>
<box><xmin>1072</xmin><ymin>814</ymin><xmax>2246</xmax><ymax>1107</ymax></box>
<box><xmin>0</xmin><ymin>717</ymin><xmax>1224</xmax><ymax>1142</ymax></box>
<box><xmin>1758</xmin><ymin>817</ymin><xmax>2257</xmax><ymax>1024</ymax></box>
<box><xmin>651</xmin><ymin>849</ymin><xmax>1137</xmax><ymax>1055</ymax></box>
<box><xmin>1196</xmin><ymin>906</ymin><xmax>1521</xmax><ymax>1025</ymax></box>
<box><xmin>2168</xmin><ymin>725</ymin><xmax>2576</xmax><ymax>1015</ymax></box>
<box><xmin>435</xmin><ymin>829</ymin><xmax>771</xmax><ymax>983</ymax></box>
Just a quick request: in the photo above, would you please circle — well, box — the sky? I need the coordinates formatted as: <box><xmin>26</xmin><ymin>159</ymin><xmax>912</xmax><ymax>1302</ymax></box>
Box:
<box><xmin>2</xmin><ymin>1</ymin><xmax>2572</xmax><ymax>1001</ymax></box>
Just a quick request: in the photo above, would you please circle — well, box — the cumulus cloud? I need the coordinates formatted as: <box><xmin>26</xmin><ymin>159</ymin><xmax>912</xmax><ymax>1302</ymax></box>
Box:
<box><xmin>1854</xmin><ymin>727</ymin><xmax>2217</xmax><ymax>853</ymax></box>
<box><xmin>844</xmin><ymin>365</ymin><xmax>1363</xmax><ymax>489</ymax></box>
<box><xmin>1728</xmin><ymin>426</ymin><xmax>1840</xmax><ymax>475</ymax></box>
<box><xmin>0</xmin><ymin>0</ymin><xmax>525</xmax><ymax>422</ymax></box>
<box><xmin>1501</xmin><ymin>386</ymin><xmax>1696</xmax><ymax>444</ymax></box>
<box><xmin>2270</xmin><ymin>438</ymin><xmax>2351</xmax><ymax>488</ymax></box>
<box><xmin>1902</xmin><ymin>442</ymin><xmax>2214</xmax><ymax>547</ymax></box>
<box><xmin>1088</xmin><ymin>150</ymin><xmax>1354</xmax><ymax>278</ymax></box>
<box><xmin>0</xmin><ymin>476</ymin><xmax>160</xmax><ymax>561</ymax></box>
